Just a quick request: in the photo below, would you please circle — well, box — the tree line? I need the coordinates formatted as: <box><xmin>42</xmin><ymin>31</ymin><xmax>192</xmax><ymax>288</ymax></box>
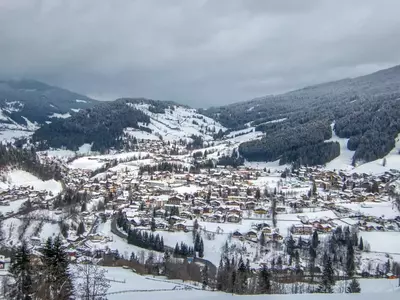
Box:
<box><xmin>0</xmin><ymin>144</ymin><xmax>62</xmax><ymax>181</ymax></box>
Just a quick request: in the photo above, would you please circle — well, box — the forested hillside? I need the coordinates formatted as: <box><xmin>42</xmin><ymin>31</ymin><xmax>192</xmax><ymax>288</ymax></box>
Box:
<box><xmin>32</xmin><ymin>100</ymin><xmax>151</xmax><ymax>152</ymax></box>
<box><xmin>203</xmin><ymin>65</ymin><xmax>400</xmax><ymax>166</ymax></box>
<box><xmin>32</xmin><ymin>98</ymin><xmax>225</xmax><ymax>152</ymax></box>
<box><xmin>0</xmin><ymin>79</ymin><xmax>97</xmax><ymax>127</ymax></box>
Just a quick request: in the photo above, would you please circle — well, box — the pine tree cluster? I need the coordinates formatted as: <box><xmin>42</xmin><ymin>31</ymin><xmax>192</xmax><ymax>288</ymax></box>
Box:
<box><xmin>174</xmin><ymin>242</ymin><xmax>195</xmax><ymax>257</ymax></box>
<box><xmin>7</xmin><ymin>236</ymin><xmax>73</xmax><ymax>300</ymax></box>
<box><xmin>127</xmin><ymin>229</ymin><xmax>165</xmax><ymax>252</ymax></box>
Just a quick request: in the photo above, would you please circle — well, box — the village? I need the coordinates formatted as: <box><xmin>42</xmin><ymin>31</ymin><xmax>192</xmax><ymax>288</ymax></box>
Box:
<box><xmin>0</xmin><ymin>137</ymin><xmax>400</xmax><ymax>282</ymax></box>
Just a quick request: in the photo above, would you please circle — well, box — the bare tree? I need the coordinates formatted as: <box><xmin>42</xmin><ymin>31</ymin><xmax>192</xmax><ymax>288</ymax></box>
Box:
<box><xmin>76</xmin><ymin>263</ymin><xmax>111</xmax><ymax>300</ymax></box>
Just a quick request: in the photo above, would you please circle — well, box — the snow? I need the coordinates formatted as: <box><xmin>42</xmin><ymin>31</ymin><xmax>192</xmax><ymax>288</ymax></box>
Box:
<box><xmin>128</xmin><ymin>103</ymin><xmax>226</xmax><ymax>142</ymax></box>
<box><xmin>1</xmin><ymin>217</ymin><xmax>22</xmax><ymax>246</ymax></box>
<box><xmin>93</xmin><ymin>221</ymin><xmax>162</xmax><ymax>260</ymax></box>
<box><xmin>244</xmin><ymin>159</ymin><xmax>289</xmax><ymax>171</ymax></box>
<box><xmin>0</xmin><ymin>198</ymin><xmax>27</xmax><ymax>215</ymax></box>
<box><xmin>76</xmin><ymin>99</ymin><xmax>87</xmax><ymax>103</ymax></box>
<box><xmin>324</xmin><ymin>123</ymin><xmax>355</xmax><ymax>171</ymax></box>
<box><xmin>0</xmin><ymin>129</ymin><xmax>32</xmax><ymax>142</ymax></box>
<box><xmin>246</xmin><ymin>118</ymin><xmax>287</xmax><ymax>127</ymax></box>
<box><xmin>39</xmin><ymin>222</ymin><xmax>61</xmax><ymax>240</ymax></box>
<box><xmin>79</xmin><ymin>143</ymin><xmax>93</xmax><ymax>154</ymax></box>
<box><xmin>71</xmin><ymin>108</ymin><xmax>81</xmax><ymax>113</ymax></box>
<box><xmin>124</xmin><ymin>128</ymin><xmax>160</xmax><ymax>140</ymax></box>
<box><xmin>352</xmin><ymin>133</ymin><xmax>400</xmax><ymax>174</ymax></box>
<box><xmin>359</xmin><ymin>231</ymin><xmax>400</xmax><ymax>254</ymax></box>
<box><xmin>40</xmin><ymin>149</ymin><xmax>76</xmax><ymax>159</ymax></box>
<box><xmin>339</xmin><ymin>202</ymin><xmax>398</xmax><ymax>219</ymax></box>
<box><xmin>324</xmin><ymin>127</ymin><xmax>400</xmax><ymax>175</ymax></box>
<box><xmin>173</xmin><ymin>185</ymin><xmax>203</xmax><ymax>194</ymax></box>
<box><xmin>0</xmin><ymin>109</ymin><xmax>9</xmax><ymax>121</ymax></box>
<box><xmin>21</xmin><ymin>116</ymin><xmax>39</xmax><ymax>130</ymax></box>
<box><xmin>3</xmin><ymin>170</ymin><xmax>62</xmax><ymax>198</ymax></box>
<box><xmin>99</xmin><ymin>266</ymin><xmax>400</xmax><ymax>300</ymax></box>
<box><xmin>226</xmin><ymin>127</ymin><xmax>255</xmax><ymax>138</ymax></box>
<box><xmin>69</xmin><ymin>157</ymin><xmax>105</xmax><ymax>171</ymax></box>
<box><xmin>49</xmin><ymin>112</ymin><xmax>71</xmax><ymax>119</ymax></box>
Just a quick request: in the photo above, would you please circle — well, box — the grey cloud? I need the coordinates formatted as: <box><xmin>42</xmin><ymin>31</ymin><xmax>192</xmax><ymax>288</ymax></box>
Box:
<box><xmin>0</xmin><ymin>0</ymin><xmax>400</xmax><ymax>107</ymax></box>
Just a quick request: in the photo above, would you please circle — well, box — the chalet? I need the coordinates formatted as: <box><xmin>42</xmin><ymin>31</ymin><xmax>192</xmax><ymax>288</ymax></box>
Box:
<box><xmin>174</xmin><ymin>222</ymin><xmax>187</xmax><ymax>231</ymax></box>
<box><xmin>254</xmin><ymin>207</ymin><xmax>268</xmax><ymax>215</ymax></box>
<box><xmin>276</xmin><ymin>206</ymin><xmax>286</xmax><ymax>213</ymax></box>
<box><xmin>261</xmin><ymin>226</ymin><xmax>272</xmax><ymax>234</ymax></box>
<box><xmin>232</xmin><ymin>230</ymin><xmax>243</xmax><ymax>239</ymax></box>
<box><xmin>210</xmin><ymin>200</ymin><xmax>221</xmax><ymax>207</ymax></box>
<box><xmin>227</xmin><ymin>213</ymin><xmax>241</xmax><ymax>223</ymax></box>
<box><xmin>245</xmin><ymin>201</ymin><xmax>257</xmax><ymax>210</ymax></box>
<box><xmin>167</xmin><ymin>196</ymin><xmax>182</xmax><ymax>206</ymax></box>
<box><xmin>180</xmin><ymin>211</ymin><xmax>193</xmax><ymax>220</ymax></box>
<box><xmin>30</xmin><ymin>236</ymin><xmax>41</xmax><ymax>246</ymax></box>
<box><xmin>208</xmin><ymin>213</ymin><xmax>223</xmax><ymax>222</ymax></box>
<box><xmin>291</xmin><ymin>224</ymin><xmax>313</xmax><ymax>235</ymax></box>
<box><xmin>246</xmin><ymin>230</ymin><xmax>258</xmax><ymax>241</ymax></box>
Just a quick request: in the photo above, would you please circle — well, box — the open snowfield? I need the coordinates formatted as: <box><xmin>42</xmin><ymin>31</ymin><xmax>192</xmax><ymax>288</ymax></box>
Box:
<box><xmin>0</xmin><ymin>129</ymin><xmax>33</xmax><ymax>143</ymax></box>
<box><xmin>69</xmin><ymin>157</ymin><xmax>106</xmax><ymax>170</ymax></box>
<box><xmin>173</xmin><ymin>185</ymin><xmax>203</xmax><ymax>194</ymax></box>
<box><xmin>3</xmin><ymin>170</ymin><xmax>62</xmax><ymax>198</ymax></box>
<box><xmin>124</xmin><ymin>128</ymin><xmax>160</xmax><ymax>140</ymax></box>
<box><xmin>0</xmin><ymin>198</ymin><xmax>27</xmax><ymax>214</ymax></box>
<box><xmin>97</xmin><ymin>266</ymin><xmax>400</xmax><ymax>300</ymax></box>
<box><xmin>69</xmin><ymin>151</ymin><xmax>151</xmax><ymax>171</ymax></box>
<box><xmin>39</xmin><ymin>149</ymin><xmax>76</xmax><ymax>159</ymax></box>
<box><xmin>323</xmin><ymin>130</ymin><xmax>400</xmax><ymax>175</ymax></box>
<box><xmin>325</xmin><ymin>124</ymin><xmax>355</xmax><ymax>171</ymax></box>
<box><xmin>339</xmin><ymin>202</ymin><xmax>398</xmax><ymax>219</ymax></box>
<box><xmin>244</xmin><ymin>159</ymin><xmax>289</xmax><ymax>171</ymax></box>
<box><xmin>359</xmin><ymin>231</ymin><xmax>400</xmax><ymax>254</ymax></box>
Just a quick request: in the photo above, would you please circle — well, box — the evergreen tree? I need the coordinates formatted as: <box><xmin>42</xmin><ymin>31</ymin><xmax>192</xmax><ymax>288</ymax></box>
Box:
<box><xmin>9</xmin><ymin>241</ymin><xmax>33</xmax><ymax>300</ymax></box>
<box><xmin>76</xmin><ymin>221</ymin><xmax>85</xmax><ymax>236</ymax></box>
<box><xmin>198</xmin><ymin>238</ymin><xmax>204</xmax><ymax>258</ymax></box>
<box><xmin>346</xmin><ymin>278</ymin><xmax>361</xmax><ymax>293</ymax></box>
<box><xmin>236</xmin><ymin>257</ymin><xmax>248</xmax><ymax>294</ymax></box>
<box><xmin>286</xmin><ymin>235</ymin><xmax>296</xmax><ymax>257</ymax></box>
<box><xmin>40</xmin><ymin>236</ymin><xmax>73</xmax><ymax>299</ymax></box>
<box><xmin>317</xmin><ymin>255</ymin><xmax>335</xmax><ymax>293</ymax></box>
<box><xmin>202</xmin><ymin>264</ymin><xmax>209</xmax><ymax>290</ymax></box>
<box><xmin>359</xmin><ymin>237</ymin><xmax>364</xmax><ymax>251</ymax></box>
<box><xmin>312</xmin><ymin>230</ymin><xmax>319</xmax><ymax>249</ymax></box>
<box><xmin>259</xmin><ymin>232</ymin><xmax>266</xmax><ymax>247</ymax></box>
<box><xmin>257</xmin><ymin>265</ymin><xmax>270</xmax><ymax>294</ymax></box>
<box><xmin>150</xmin><ymin>218</ymin><xmax>156</xmax><ymax>232</ymax></box>
<box><xmin>346</xmin><ymin>242</ymin><xmax>355</xmax><ymax>277</ymax></box>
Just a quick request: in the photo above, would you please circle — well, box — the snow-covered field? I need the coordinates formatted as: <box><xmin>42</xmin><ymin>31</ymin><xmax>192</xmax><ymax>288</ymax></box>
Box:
<box><xmin>324</xmin><ymin>128</ymin><xmax>400</xmax><ymax>175</ymax></box>
<box><xmin>325</xmin><ymin>123</ymin><xmax>355</xmax><ymax>171</ymax></box>
<box><xmin>0</xmin><ymin>198</ymin><xmax>27</xmax><ymax>214</ymax></box>
<box><xmin>2</xmin><ymin>170</ymin><xmax>62</xmax><ymax>198</ymax></box>
<box><xmin>0</xmin><ymin>129</ymin><xmax>33</xmax><ymax>143</ymax></box>
<box><xmin>98</xmin><ymin>266</ymin><xmax>400</xmax><ymax>300</ymax></box>
<box><xmin>69</xmin><ymin>157</ymin><xmax>106</xmax><ymax>170</ymax></box>
<box><xmin>359</xmin><ymin>231</ymin><xmax>400</xmax><ymax>254</ymax></box>
<box><xmin>339</xmin><ymin>202</ymin><xmax>398</xmax><ymax>219</ymax></box>
<box><xmin>127</xmin><ymin>103</ymin><xmax>226</xmax><ymax>142</ymax></box>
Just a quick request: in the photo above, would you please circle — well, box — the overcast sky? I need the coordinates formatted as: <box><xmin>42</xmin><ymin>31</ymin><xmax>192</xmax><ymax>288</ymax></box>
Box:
<box><xmin>1</xmin><ymin>0</ymin><xmax>400</xmax><ymax>107</ymax></box>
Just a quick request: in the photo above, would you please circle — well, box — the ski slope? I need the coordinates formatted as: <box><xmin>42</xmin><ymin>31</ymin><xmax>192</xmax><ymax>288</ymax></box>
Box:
<box><xmin>127</xmin><ymin>103</ymin><xmax>226</xmax><ymax>142</ymax></box>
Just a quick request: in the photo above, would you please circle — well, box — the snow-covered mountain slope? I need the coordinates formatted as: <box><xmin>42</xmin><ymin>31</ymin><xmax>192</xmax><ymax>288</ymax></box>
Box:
<box><xmin>126</xmin><ymin>102</ymin><xmax>226</xmax><ymax>142</ymax></box>
<box><xmin>0</xmin><ymin>79</ymin><xmax>98</xmax><ymax>136</ymax></box>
